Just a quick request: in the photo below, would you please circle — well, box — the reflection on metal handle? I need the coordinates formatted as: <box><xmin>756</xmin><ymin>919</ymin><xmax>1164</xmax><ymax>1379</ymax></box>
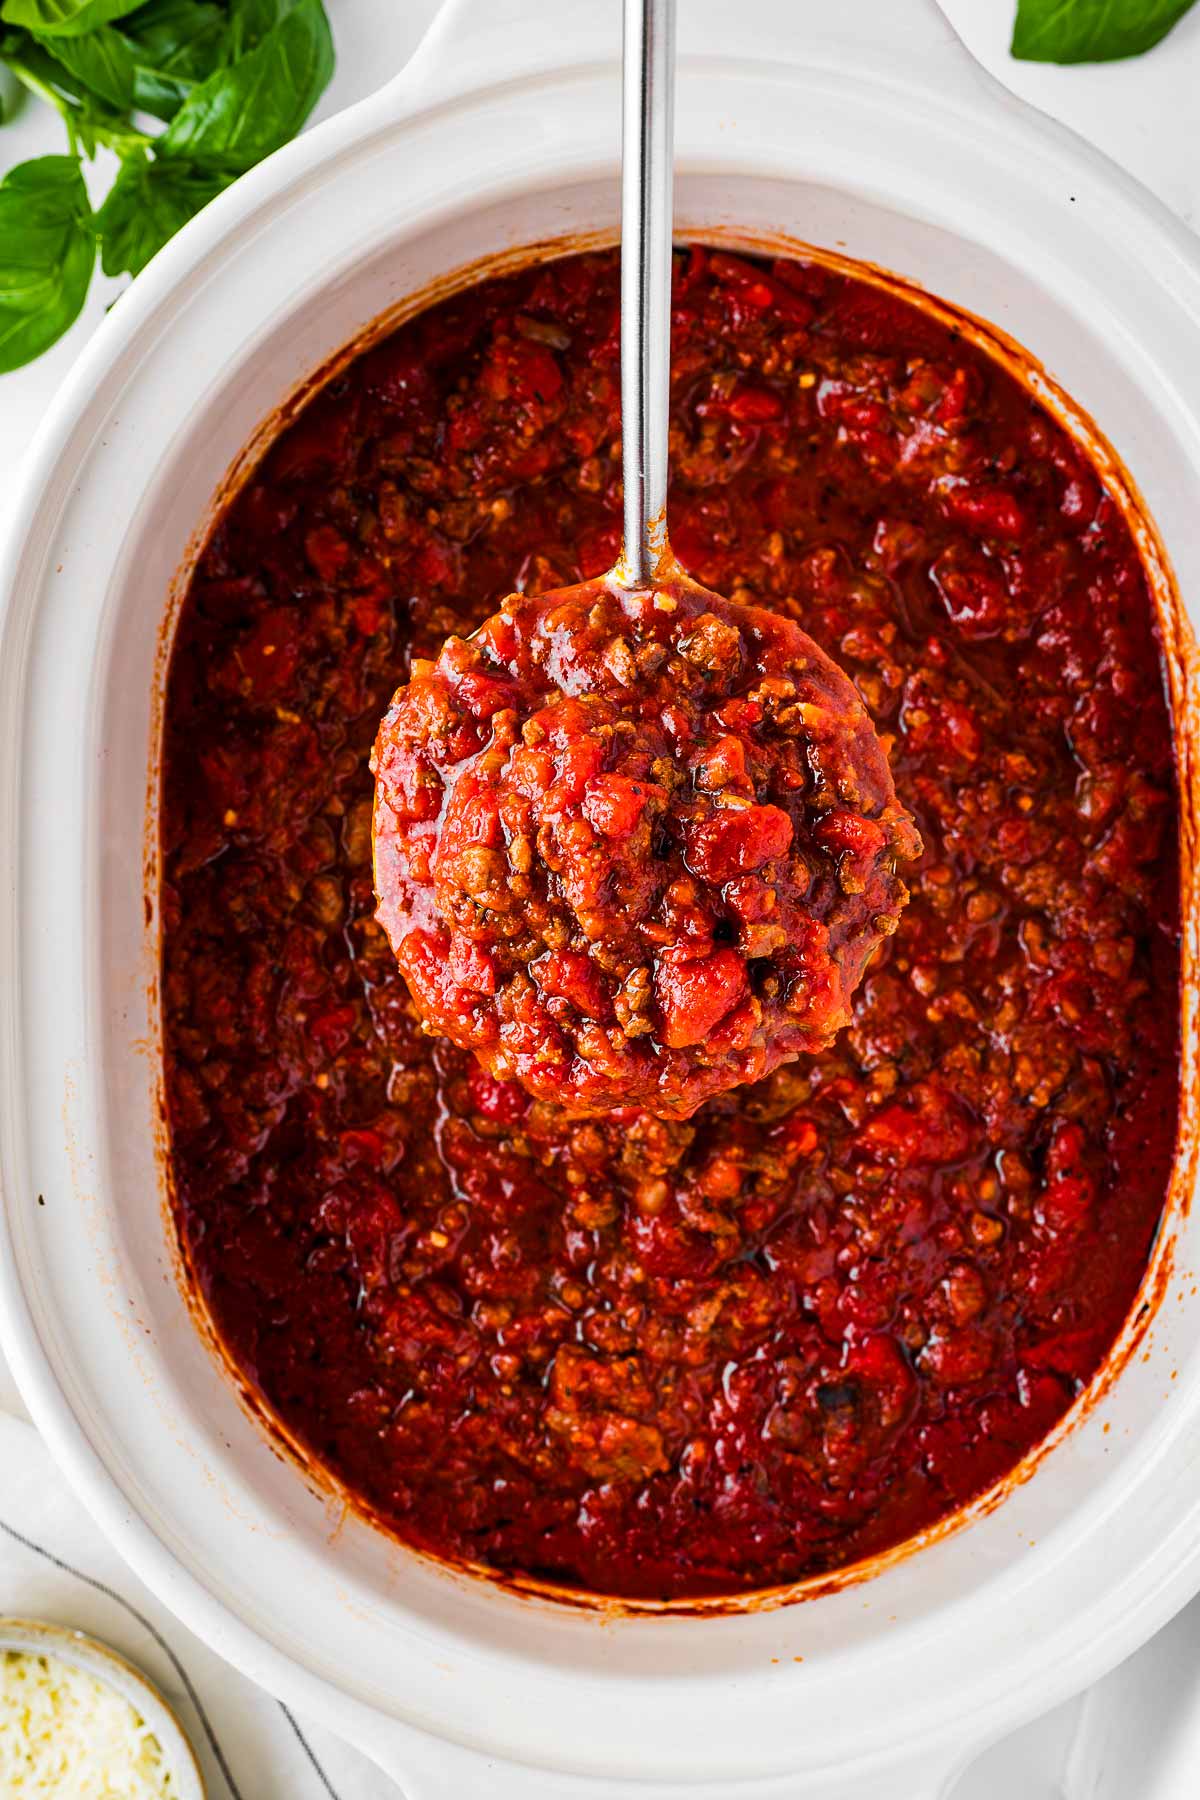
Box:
<box><xmin>619</xmin><ymin>0</ymin><xmax>676</xmax><ymax>586</ymax></box>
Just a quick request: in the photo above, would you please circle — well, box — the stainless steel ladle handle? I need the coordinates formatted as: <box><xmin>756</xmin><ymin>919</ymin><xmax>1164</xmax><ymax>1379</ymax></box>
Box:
<box><xmin>619</xmin><ymin>0</ymin><xmax>677</xmax><ymax>587</ymax></box>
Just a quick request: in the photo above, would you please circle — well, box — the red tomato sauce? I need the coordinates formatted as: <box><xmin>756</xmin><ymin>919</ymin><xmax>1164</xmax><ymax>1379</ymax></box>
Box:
<box><xmin>372</xmin><ymin>574</ymin><xmax>920</xmax><ymax>1119</ymax></box>
<box><xmin>161</xmin><ymin>247</ymin><xmax>1180</xmax><ymax>1599</ymax></box>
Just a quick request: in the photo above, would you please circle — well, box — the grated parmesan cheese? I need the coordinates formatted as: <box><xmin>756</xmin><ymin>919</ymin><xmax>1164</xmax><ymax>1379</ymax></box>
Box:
<box><xmin>0</xmin><ymin>1649</ymin><xmax>179</xmax><ymax>1797</ymax></box>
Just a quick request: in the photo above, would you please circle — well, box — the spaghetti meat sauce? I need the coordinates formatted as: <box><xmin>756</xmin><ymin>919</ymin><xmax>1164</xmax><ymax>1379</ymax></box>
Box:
<box><xmin>161</xmin><ymin>247</ymin><xmax>1180</xmax><ymax>1599</ymax></box>
<box><xmin>371</xmin><ymin>574</ymin><xmax>921</xmax><ymax>1119</ymax></box>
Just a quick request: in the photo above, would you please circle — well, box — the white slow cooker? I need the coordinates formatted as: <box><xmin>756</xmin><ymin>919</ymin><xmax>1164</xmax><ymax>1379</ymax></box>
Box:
<box><xmin>2</xmin><ymin>0</ymin><xmax>1200</xmax><ymax>1793</ymax></box>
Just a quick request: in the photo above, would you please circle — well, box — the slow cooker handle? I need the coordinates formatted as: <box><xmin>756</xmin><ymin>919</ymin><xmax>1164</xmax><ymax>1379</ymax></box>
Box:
<box><xmin>359</xmin><ymin>1727</ymin><xmax>970</xmax><ymax>1799</ymax></box>
<box><xmin>390</xmin><ymin>0</ymin><xmax>990</xmax><ymax>113</ymax></box>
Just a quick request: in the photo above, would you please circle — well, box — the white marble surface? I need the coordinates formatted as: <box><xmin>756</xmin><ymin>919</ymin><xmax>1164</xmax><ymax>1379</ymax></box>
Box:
<box><xmin>0</xmin><ymin>3</ymin><xmax>437</xmax><ymax>1390</ymax></box>
<box><xmin>0</xmin><ymin>0</ymin><xmax>437</xmax><ymax>1401</ymax></box>
<box><xmin>0</xmin><ymin>0</ymin><xmax>443</xmax><ymax>502</ymax></box>
<box><xmin>4</xmin><ymin>3</ymin><xmax>1200</xmax><ymax>1792</ymax></box>
<box><xmin>2</xmin><ymin>0</ymin><xmax>1199</xmax><ymax>497</ymax></box>
<box><xmin>941</xmin><ymin>0</ymin><xmax>1200</xmax><ymax>225</ymax></box>
<box><xmin>3</xmin><ymin>0</ymin><xmax>1197</xmax><ymax>1378</ymax></box>
<box><xmin>0</xmin><ymin>1349</ymin><xmax>24</xmax><ymax>1419</ymax></box>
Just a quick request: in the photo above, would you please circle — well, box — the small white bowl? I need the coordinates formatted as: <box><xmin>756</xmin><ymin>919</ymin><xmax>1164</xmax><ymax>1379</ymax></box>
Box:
<box><xmin>0</xmin><ymin>1618</ymin><xmax>206</xmax><ymax>1798</ymax></box>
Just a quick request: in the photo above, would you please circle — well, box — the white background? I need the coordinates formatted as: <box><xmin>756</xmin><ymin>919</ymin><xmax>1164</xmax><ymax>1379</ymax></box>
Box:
<box><xmin>1</xmin><ymin>0</ymin><xmax>1199</xmax><ymax>1393</ymax></box>
<box><xmin>3</xmin><ymin>0</ymin><xmax>1200</xmax><ymax>496</ymax></box>
<box><xmin>7</xmin><ymin>7</ymin><xmax>1200</xmax><ymax>1785</ymax></box>
<box><xmin>4</xmin><ymin>6</ymin><xmax>1200</xmax><ymax>1788</ymax></box>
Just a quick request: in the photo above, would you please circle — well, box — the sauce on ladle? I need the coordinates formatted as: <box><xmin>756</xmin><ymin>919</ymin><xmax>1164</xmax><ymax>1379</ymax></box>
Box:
<box><xmin>371</xmin><ymin>0</ymin><xmax>920</xmax><ymax>1117</ymax></box>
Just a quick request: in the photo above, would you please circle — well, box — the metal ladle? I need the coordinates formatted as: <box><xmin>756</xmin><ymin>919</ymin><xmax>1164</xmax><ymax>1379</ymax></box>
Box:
<box><xmin>617</xmin><ymin>0</ymin><xmax>677</xmax><ymax>589</ymax></box>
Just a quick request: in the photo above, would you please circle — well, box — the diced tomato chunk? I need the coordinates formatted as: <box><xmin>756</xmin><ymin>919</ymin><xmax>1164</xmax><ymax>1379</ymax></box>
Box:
<box><xmin>305</xmin><ymin>524</ymin><xmax>351</xmax><ymax>581</ymax></box>
<box><xmin>582</xmin><ymin>773</ymin><xmax>655</xmax><ymax>838</ymax></box>
<box><xmin>654</xmin><ymin>946</ymin><xmax>749</xmax><ymax>1048</ymax></box>
<box><xmin>944</xmin><ymin>484</ymin><xmax>1031</xmax><ymax>540</ymax></box>
<box><xmin>684</xmin><ymin>805</ymin><xmax>794</xmax><ymax>881</ymax></box>
<box><xmin>448</xmin><ymin>934</ymin><xmax>497</xmax><ymax>995</ymax></box>
<box><xmin>533</xmin><ymin>950</ymin><xmax>609</xmax><ymax>1020</ymax></box>
<box><xmin>728</xmin><ymin>385</ymin><xmax>786</xmax><ymax>424</ymax></box>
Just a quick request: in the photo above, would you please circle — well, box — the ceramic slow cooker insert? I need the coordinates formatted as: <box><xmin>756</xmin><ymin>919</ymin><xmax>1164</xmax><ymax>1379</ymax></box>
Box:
<box><xmin>2</xmin><ymin>2</ymin><xmax>1200</xmax><ymax>1794</ymax></box>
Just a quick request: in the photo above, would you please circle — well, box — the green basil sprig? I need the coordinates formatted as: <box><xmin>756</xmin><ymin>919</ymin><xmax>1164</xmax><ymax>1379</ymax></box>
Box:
<box><xmin>1012</xmin><ymin>0</ymin><xmax>1199</xmax><ymax>63</ymax></box>
<box><xmin>0</xmin><ymin>154</ymin><xmax>93</xmax><ymax>367</ymax></box>
<box><xmin>3</xmin><ymin>0</ymin><xmax>144</xmax><ymax>37</ymax></box>
<box><xmin>0</xmin><ymin>0</ymin><xmax>333</xmax><ymax>371</ymax></box>
<box><xmin>158</xmin><ymin>0</ymin><xmax>332</xmax><ymax>172</ymax></box>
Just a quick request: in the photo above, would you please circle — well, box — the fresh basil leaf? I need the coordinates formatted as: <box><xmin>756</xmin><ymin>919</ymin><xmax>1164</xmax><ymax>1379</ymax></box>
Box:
<box><xmin>116</xmin><ymin>0</ymin><xmax>230</xmax><ymax>120</ymax></box>
<box><xmin>7</xmin><ymin>39</ymin><xmax>148</xmax><ymax>151</ymax></box>
<box><xmin>159</xmin><ymin>0</ymin><xmax>331</xmax><ymax>174</ymax></box>
<box><xmin>0</xmin><ymin>154</ymin><xmax>94</xmax><ymax>370</ymax></box>
<box><xmin>226</xmin><ymin>0</ymin><xmax>320</xmax><ymax>54</ymax></box>
<box><xmin>0</xmin><ymin>0</ymin><xmax>144</xmax><ymax>38</ymax></box>
<box><xmin>1012</xmin><ymin>0</ymin><xmax>1200</xmax><ymax>62</ymax></box>
<box><xmin>33</xmin><ymin>22</ymin><xmax>134</xmax><ymax>108</ymax></box>
<box><xmin>73</xmin><ymin>95</ymin><xmax>148</xmax><ymax>155</ymax></box>
<box><xmin>228</xmin><ymin>0</ymin><xmax>283</xmax><ymax>55</ymax></box>
<box><xmin>94</xmin><ymin>146</ymin><xmax>226</xmax><ymax>274</ymax></box>
<box><xmin>0</xmin><ymin>59</ymin><xmax>22</xmax><ymax>123</ymax></box>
